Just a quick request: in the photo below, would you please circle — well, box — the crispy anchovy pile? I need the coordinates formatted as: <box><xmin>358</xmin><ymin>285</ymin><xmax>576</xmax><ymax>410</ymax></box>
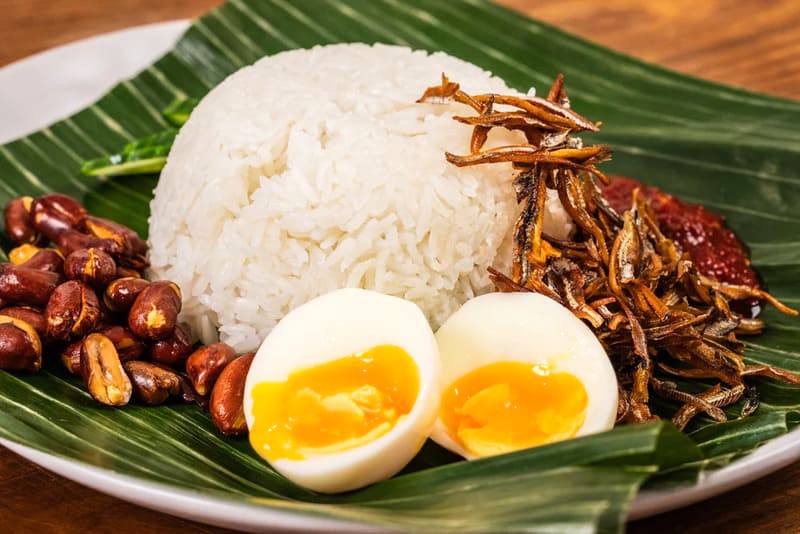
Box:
<box><xmin>418</xmin><ymin>74</ymin><xmax>800</xmax><ymax>429</ymax></box>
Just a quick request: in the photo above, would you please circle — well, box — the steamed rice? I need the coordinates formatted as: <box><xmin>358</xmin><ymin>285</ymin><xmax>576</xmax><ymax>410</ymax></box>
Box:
<box><xmin>149</xmin><ymin>43</ymin><xmax>570</xmax><ymax>352</ymax></box>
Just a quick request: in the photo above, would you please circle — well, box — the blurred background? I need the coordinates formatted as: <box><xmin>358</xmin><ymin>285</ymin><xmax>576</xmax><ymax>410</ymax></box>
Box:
<box><xmin>1</xmin><ymin>0</ymin><xmax>798</xmax><ymax>99</ymax></box>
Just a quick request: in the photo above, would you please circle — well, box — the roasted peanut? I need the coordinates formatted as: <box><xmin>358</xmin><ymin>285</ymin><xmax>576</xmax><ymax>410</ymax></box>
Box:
<box><xmin>123</xmin><ymin>361</ymin><xmax>182</xmax><ymax>405</ymax></box>
<box><xmin>61</xmin><ymin>340</ymin><xmax>83</xmax><ymax>374</ymax></box>
<box><xmin>150</xmin><ymin>324</ymin><xmax>193</xmax><ymax>368</ymax></box>
<box><xmin>44</xmin><ymin>281</ymin><xmax>101</xmax><ymax>341</ymax></box>
<box><xmin>62</xmin><ymin>326</ymin><xmax>143</xmax><ymax>374</ymax></box>
<box><xmin>9</xmin><ymin>244</ymin><xmax>41</xmax><ymax>265</ymax></box>
<box><xmin>103</xmin><ymin>277</ymin><xmax>149</xmax><ymax>313</ymax></box>
<box><xmin>115</xmin><ymin>266</ymin><xmax>142</xmax><ymax>279</ymax></box>
<box><xmin>0</xmin><ymin>314</ymin><xmax>43</xmax><ymax>372</ymax></box>
<box><xmin>4</xmin><ymin>196</ymin><xmax>39</xmax><ymax>245</ymax></box>
<box><xmin>209</xmin><ymin>353</ymin><xmax>254</xmax><ymax>436</ymax></box>
<box><xmin>185</xmin><ymin>342</ymin><xmax>237</xmax><ymax>396</ymax></box>
<box><xmin>55</xmin><ymin>228</ymin><xmax>121</xmax><ymax>258</ymax></box>
<box><xmin>30</xmin><ymin>194</ymin><xmax>88</xmax><ymax>241</ymax></box>
<box><xmin>179</xmin><ymin>377</ymin><xmax>209</xmax><ymax>409</ymax></box>
<box><xmin>80</xmin><ymin>333</ymin><xmax>132</xmax><ymax>406</ymax></box>
<box><xmin>64</xmin><ymin>248</ymin><xmax>117</xmax><ymax>287</ymax></box>
<box><xmin>20</xmin><ymin>248</ymin><xmax>64</xmax><ymax>273</ymax></box>
<box><xmin>118</xmin><ymin>253</ymin><xmax>150</xmax><ymax>271</ymax></box>
<box><xmin>84</xmin><ymin>216</ymin><xmax>147</xmax><ymax>258</ymax></box>
<box><xmin>0</xmin><ymin>264</ymin><xmax>62</xmax><ymax>307</ymax></box>
<box><xmin>0</xmin><ymin>306</ymin><xmax>46</xmax><ymax>338</ymax></box>
<box><xmin>95</xmin><ymin>295</ymin><xmax>116</xmax><ymax>330</ymax></box>
<box><xmin>96</xmin><ymin>325</ymin><xmax>145</xmax><ymax>362</ymax></box>
<box><xmin>128</xmin><ymin>281</ymin><xmax>181</xmax><ymax>340</ymax></box>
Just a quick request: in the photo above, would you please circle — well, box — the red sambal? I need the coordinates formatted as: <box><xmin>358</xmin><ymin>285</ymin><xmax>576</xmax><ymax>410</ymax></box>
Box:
<box><xmin>599</xmin><ymin>176</ymin><xmax>761</xmax><ymax>316</ymax></box>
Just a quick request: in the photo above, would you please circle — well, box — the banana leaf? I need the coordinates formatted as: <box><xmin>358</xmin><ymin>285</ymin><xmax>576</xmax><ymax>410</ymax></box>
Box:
<box><xmin>2</xmin><ymin>0</ymin><xmax>800</xmax><ymax>532</ymax></box>
<box><xmin>162</xmin><ymin>97</ymin><xmax>199</xmax><ymax>127</ymax></box>
<box><xmin>80</xmin><ymin>98</ymin><xmax>197</xmax><ymax>177</ymax></box>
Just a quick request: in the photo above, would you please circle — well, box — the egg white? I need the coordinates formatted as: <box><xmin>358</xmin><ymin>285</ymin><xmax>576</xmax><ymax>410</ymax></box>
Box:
<box><xmin>244</xmin><ymin>288</ymin><xmax>441</xmax><ymax>493</ymax></box>
<box><xmin>430</xmin><ymin>292</ymin><xmax>618</xmax><ymax>460</ymax></box>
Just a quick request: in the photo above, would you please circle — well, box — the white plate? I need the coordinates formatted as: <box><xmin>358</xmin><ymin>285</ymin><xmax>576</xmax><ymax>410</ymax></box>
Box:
<box><xmin>2</xmin><ymin>20</ymin><xmax>800</xmax><ymax>530</ymax></box>
<box><xmin>0</xmin><ymin>20</ymin><xmax>189</xmax><ymax>143</ymax></box>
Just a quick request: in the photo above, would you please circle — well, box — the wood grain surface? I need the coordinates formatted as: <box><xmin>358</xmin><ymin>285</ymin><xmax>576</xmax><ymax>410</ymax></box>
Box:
<box><xmin>1</xmin><ymin>1</ymin><xmax>799</xmax><ymax>532</ymax></box>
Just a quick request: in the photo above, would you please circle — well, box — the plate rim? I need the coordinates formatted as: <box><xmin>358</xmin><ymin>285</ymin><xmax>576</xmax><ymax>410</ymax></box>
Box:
<box><xmin>2</xmin><ymin>19</ymin><xmax>799</xmax><ymax>529</ymax></box>
<box><xmin>0</xmin><ymin>19</ymin><xmax>190</xmax><ymax>144</ymax></box>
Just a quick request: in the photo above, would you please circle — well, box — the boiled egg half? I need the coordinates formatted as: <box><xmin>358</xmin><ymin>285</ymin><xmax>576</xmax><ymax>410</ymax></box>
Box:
<box><xmin>244</xmin><ymin>288</ymin><xmax>440</xmax><ymax>493</ymax></box>
<box><xmin>431</xmin><ymin>292</ymin><xmax>618</xmax><ymax>459</ymax></box>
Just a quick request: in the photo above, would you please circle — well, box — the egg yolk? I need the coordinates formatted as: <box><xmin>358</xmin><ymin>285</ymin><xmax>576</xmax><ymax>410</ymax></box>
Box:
<box><xmin>249</xmin><ymin>345</ymin><xmax>420</xmax><ymax>461</ymax></box>
<box><xmin>440</xmin><ymin>361</ymin><xmax>588</xmax><ymax>457</ymax></box>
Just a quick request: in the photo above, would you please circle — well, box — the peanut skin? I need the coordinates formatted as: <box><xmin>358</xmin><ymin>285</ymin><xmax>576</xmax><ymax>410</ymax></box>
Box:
<box><xmin>30</xmin><ymin>194</ymin><xmax>88</xmax><ymax>241</ymax></box>
<box><xmin>209</xmin><ymin>353</ymin><xmax>254</xmax><ymax>436</ymax></box>
<box><xmin>127</xmin><ymin>281</ymin><xmax>181</xmax><ymax>340</ymax></box>
<box><xmin>96</xmin><ymin>325</ymin><xmax>146</xmax><ymax>362</ymax></box>
<box><xmin>44</xmin><ymin>280</ymin><xmax>101</xmax><ymax>342</ymax></box>
<box><xmin>0</xmin><ymin>315</ymin><xmax>42</xmax><ymax>372</ymax></box>
<box><xmin>150</xmin><ymin>324</ymin><xmax>193</xmax><ymax>368</ymax></box>
<box><xmin>64</xmin><ymin>248</ymin><xmax>117</xmax><ymax>287</ymax></box>
<box><xmin>55</xmin><ymin>228</ymin><xmax>121</xmax><ymax>258</ymax></box>
<box><xmin>185</xmin><ymin>342</ymin><xmax>237</xmax><ymax>396</ymax></box>
<box><xmin>84</xmin><ymin>216</ymin><xmax>148</xmax><ymax>258</ymax></box>
<box><xmin>3</xmin><ymin>196</ymin><xmax>38</xmax><ymax>245</ymax></box>
<box><xmin>115</xmin><ymin>266</ymin><xmax>142</xmax><ymax>279</ymax></box>
<box><xmin>9</xmin><ymin>244</ymin><xmax>41</xmax><ymax>265</ymax></box>
<box><xmin>0</xmin><ymin>306</ymin><xmax>46</xmax><ymax>338</ymax></box>
<box><xmin>20</xmin><ymin>248</ymin><xmax>64</xmax><ymax>273</ymax></box>
<box><xmin>61</xmin><ymin>340</ymin><xmax>83</xmax><ymax>374</ymax></box>
<box><xmin>80</xmin><ymin>333</ymin><xmax>132</xmax><ymax>406</ymax></box>
<box><xmin>123</xmin><ymin>360</ymin><xmax>182</xmax><ymax>405</ymax></box>
<box><xmin>62</xmin><ymin>326</ymin><xmax>144</xmax><ymax>374</ymax></box>
<box><xmin>0</xmin><ymin>264</ymin><xmax>62</xmax><ymax>307</ymax></box>
<box><xmin>118</xmin><ymin>253</ymin><xmax>150</xmax><ymax>271</ymax></box>
<box><xmin>104</xmin><ymin>277</ymin><xmax>149</xmax><ymax>313</ymax></box>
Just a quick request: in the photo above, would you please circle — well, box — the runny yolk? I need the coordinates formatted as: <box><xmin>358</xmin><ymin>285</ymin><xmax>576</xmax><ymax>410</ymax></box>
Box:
<box><xmin>249</xmin><ymin>345</ymin><xmax>419</xmax><ymax>461</ymax></box>
<box><xmin>440</xmin><ymin>361</ymin><xmax>588</xmax><ymax>457</ymax></box>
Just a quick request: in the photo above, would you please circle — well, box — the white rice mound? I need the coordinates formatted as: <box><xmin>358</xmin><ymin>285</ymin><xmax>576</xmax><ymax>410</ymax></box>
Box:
<box><xmin>149</xmin><ymin>43</ymin><xmax>571</xmax><ymax>352</ymax></box>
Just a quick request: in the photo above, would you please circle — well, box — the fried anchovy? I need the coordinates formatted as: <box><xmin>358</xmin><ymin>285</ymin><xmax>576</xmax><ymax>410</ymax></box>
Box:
<box><xmin>419</xmin><ymin>73</ymin><xmax>799</xmax><ymax>432</ymax></box>
<box><xmin>650</xmin><ymin>377</ymin><xmax>727</xmax><ymax>422</ymax></box>
<box><xmin>672</xmin><ymin>384</ymin><xmax>745</xmax><ymax>431</ymax></box>
<box><xmin>471</xmin><ymin>93</ymin><xmax>598</xmax><ymax>132</ymax></box>
<box><xmin>453</xmin><ymin>111</ymin><xmax>559</xmax><ymax>131</ymax></box>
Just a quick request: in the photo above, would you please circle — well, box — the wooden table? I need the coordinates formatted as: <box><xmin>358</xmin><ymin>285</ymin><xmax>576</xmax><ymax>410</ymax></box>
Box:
<box><xmin>1</xmin><ymin>1</ymin><xmax>799</xmax><ymax>532</ymax></box>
